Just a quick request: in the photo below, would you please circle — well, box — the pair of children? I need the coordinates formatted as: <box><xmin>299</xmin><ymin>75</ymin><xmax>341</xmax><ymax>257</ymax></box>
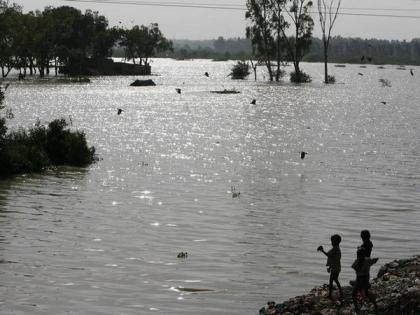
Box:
<box><xmin>317</xmin><ymin>230</ymin><xmax>378</xmax><ymax>313</ymax></box>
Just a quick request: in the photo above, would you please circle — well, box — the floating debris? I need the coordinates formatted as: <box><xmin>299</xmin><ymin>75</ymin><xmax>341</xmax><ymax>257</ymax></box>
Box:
<box><xmin>231</xmin><ymin>186</ymin><xmax>240</xmax><ymax>198</ymax></box>
<box><xmin>130</xmin><ymin>79</ymin><xmax>156</xmax><ymax>86</ymax></box>
<box><xmin>177</xmin><ymin>252</ymin><xmax>188</xmax><ymax>259</ymax></box>
<box><xmin>210</xmin><ymin>89</ymin><xmax>240</xmax><ymax>94</ymax></box>
<box><xmin>175</xmin><ymin>287</ymin><xmax>214</xmax><ymax>293</ymax></box>
<box><xmin>379</xmin><ymin>78</ymin><xmax>392</xmax><ymax>87</ymax></box>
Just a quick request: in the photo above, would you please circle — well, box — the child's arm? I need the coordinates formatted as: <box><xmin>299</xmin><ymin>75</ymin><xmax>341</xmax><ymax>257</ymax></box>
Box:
<box><xmin>317</xmin><ymin>245</ymin><xmax>329</xmax><ymax>257</ymax></box>
<box><xmin>351</xmin><ymin>260</ymin><xmax>357</xmax><ymax>271</ymax></box>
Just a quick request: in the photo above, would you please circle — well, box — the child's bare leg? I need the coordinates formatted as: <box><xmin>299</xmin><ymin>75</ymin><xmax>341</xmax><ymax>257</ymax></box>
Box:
<box><xmin>328</xmin><ymin>274</ymin><xmax>334</xmax><ymax>298</ymax></box>
<box><xmin>334</xmin><ymin>278</ymin><xmax>343</xmax><ymax>299</ymax></box>
<box><xmin>352</xmin><ymin>288</ymin><xmax>360</xmax><ymax>313</ymax></box>
<box><xmin>367</xmin><ymin>291</ymin><xmax>378</xmax><ymax>314</ymax></box>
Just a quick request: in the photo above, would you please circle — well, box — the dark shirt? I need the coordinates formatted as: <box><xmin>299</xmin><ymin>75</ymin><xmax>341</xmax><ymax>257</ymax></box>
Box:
<box><xmin>326</xmin><ymin>245</ymin><xmax>341</xmax><ymax>273</ymax></box>
<box><xmin>361</xmin><ymin>240</ymin><xmax>373</xmax><ymax>257</ymax></box>
<box><xmin>352</xmin><ymin>257</ymin><xmax>377</xmax><ymax>278</ymax></box>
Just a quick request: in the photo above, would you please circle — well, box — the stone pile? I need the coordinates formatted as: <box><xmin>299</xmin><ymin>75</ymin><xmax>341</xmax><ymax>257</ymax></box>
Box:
<box><xmin>259</xmin><ymin>256</ymin><xmax>420</xmax><ymax>315</ymax></box>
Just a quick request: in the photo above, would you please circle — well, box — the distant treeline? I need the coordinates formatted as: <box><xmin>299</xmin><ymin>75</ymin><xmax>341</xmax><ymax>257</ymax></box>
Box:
<box><xmin>164</xmin><ymin>36</ymin><xmax>420</xmax><ymax>65</ymax></box>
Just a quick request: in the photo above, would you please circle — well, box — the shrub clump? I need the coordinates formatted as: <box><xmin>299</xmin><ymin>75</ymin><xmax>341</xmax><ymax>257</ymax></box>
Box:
<box><xmin>0</xmin><ymin>118</ymin><xmax>96</xmax><ymax>177</ymax></box>
<box><xmin>230</xmin><ymin>61</ymin><xmax>250</xmax><ymax>80</ymax></box>
<box><xmin>290</xmin><ymin>70</ymin><xmax>312</xmax><ymax>83</ymax></box>
<box><xmin>325</xmin><ymin>75</ymin><xmax>336</xmax><ymax>84</ymax></box>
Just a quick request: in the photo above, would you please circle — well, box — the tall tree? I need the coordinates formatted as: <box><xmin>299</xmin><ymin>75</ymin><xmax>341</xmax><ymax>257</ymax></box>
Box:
<box><xmin>269</xmin><ymin>0</ymin><xmax>288</xmax><ymax>81</ymax></box>
<box><xmin>0</xmin><ymin>1</ymin><xmax>22</xmax><ymax>78</ymax></box>
<box><xmin>246</xmin><ymin>0</ymin><xmax>275</xmax><ymax>81</ymax></box>
<box><xmin>121</xmin><ymin>23</ymin><xmax>172</xmax><ymax>66</ymax></box>
<box><xmin>317</xmin><ymin>0</ymin><xmax>341</xmax><ymax>83</ymax></box>
<box><xmin>281</xmin><ymin>0</ymin><xmax>314</xmax><ymax>82</ymax></box>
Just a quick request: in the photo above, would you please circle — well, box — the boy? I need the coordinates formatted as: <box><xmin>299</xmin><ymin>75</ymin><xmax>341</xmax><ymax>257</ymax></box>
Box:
<box><xmin>350</xmin><ymin>230</ymin><xmax>374</xmax><ymax>287</ymax></box>
<box><xmin>352</xmin><ymin>248</ymin><xmax>378</xmax><ymax>314</ymax></box>
<box><xmin>317</xmin><ymin>234</ymin><xmax>343</xmax><ymax>299</ymax></box>
<box><xmin>360</xmin><ymin>230</ymin><xmax>373</xmax><ymax>258</ymax></box>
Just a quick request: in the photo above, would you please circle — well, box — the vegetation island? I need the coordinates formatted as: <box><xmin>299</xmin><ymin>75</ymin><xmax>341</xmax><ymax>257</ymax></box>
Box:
<box><xmin>0</xmin><ymin>85</ymin><xmax>96</xmax><ymax>177</ymax></box>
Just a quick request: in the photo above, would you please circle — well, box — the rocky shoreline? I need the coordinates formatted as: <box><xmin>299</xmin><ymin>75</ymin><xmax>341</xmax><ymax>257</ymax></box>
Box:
<box><xmin>259</xmin><ymin>256</ymin><xmax>420</xmax><ymax>315</ymax></box>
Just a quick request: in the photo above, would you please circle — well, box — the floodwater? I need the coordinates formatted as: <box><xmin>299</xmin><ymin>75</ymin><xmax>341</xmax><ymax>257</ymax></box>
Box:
<box><xmin>1</xmin><ymin>59</ymin><xmax>419</xmax><ymax>314</ymax></box>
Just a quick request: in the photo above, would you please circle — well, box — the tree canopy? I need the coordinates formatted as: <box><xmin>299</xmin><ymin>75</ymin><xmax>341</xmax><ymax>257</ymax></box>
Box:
<box><xmin>0</xmin><ymin>2</ymin><xmax>172</xmax><ymax>77</ymax></box>
<box><xmin>245</xmin><ymin>0</ymin><xmax>314</xmax><ymax>82</ymax></box>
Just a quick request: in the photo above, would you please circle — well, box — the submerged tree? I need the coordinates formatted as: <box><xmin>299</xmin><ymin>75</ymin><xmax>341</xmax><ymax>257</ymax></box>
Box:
<box><xmin>317</xmin><ymin>0</ymin><xmax>341</xmax><ymax>83</ymax></box>
<box><xmin>0</xmin><ymin>2</ymin><xmax>173</xmax><ymax>77</ymax></box>
<box><xmin>246</xmin><ymin>0</ymin><xmax>275</xmax><ymax>81</ymax></box>
<box><xmin>0</xmin><ymin>1</ymin><xmax>22</xmax><ymax>78</ymax></box>
<box><xmin>269</xmin><ymin>0</ymin><xmax>288</xmax><ymax>81</ymax></box>
<box><xmin>282</xmin><ymin>0</ymin><xmax>314</xmax><ymax>82</ymax></box>
<box><xmin>121</xmin><ymin>23</ymin><xmax>172</xmax><ymax>66</ymax></box>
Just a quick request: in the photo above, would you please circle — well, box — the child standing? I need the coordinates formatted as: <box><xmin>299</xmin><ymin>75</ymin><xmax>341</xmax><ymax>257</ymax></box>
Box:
<box><xmin>317</xmin><ymin>234</ymin><xmax>343</xmax><ymax>299</ymax></box>
<box><xmin>352</xmin><ymin>248</ymin><xmax>378</xmax><ymax>314</ymax></box>
<box><xmin>360</xmin><ymin>230</ymin><xmax>373</xmax><ymax>258</ymax></box>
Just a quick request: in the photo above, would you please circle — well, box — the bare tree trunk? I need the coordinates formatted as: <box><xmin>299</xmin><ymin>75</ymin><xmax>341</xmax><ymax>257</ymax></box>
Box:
<box><xmin>324</xmin><ymin>38</ymin><xmax>328</xmax><ymax>83</ymax></box>
<box><xmin>250</xmin><ymin>59</ymin><xmax>257</xmax><ymax>81</ymax></box>
<box><xmin>29</xmin><ymin>58</ymin><xmax>34</xmax><ymax>76</ymax></box>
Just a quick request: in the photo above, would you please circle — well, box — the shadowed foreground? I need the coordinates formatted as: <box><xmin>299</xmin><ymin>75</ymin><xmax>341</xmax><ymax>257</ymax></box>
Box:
<box><xmin>259</xmin><ymin>256</ymin><xmax>420</xmax><ymax>315</ymax></box>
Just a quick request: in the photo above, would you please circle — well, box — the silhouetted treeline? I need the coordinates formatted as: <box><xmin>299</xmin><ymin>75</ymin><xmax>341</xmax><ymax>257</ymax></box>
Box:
<box><xmin>306</xmin><ymin>37</ymin><xmax>420</xmax><ymax>65</ymax></box>
<box><xmin>165</xmin><ymin>36</ymin><xmax>420</xmax><ymax>65</ymax></box>
<box><xmin>166</xmin><ymin>37</ymin><xmax>253</xmax><ymax>60</ymax></box>
<box><xmin>0</xmin><ymin>1</ymin><xmax>172</xmax><ymax>78</ymax></box>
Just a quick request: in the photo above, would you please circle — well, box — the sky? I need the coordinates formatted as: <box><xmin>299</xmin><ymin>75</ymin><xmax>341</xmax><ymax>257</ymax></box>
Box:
<box><xmin>9</xmin><ymin>0</ymin><xmax>420</xmax><ymax>40</ymax></box>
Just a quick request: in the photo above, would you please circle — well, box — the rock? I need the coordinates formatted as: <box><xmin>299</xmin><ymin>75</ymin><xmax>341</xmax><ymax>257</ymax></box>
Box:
<box><xmin>130</xmin><ymin>79</ymin><xmax>156</xmax><ymax>87</ymax></box>
<box><xmin>258</xmin><ymin>255</ymin><xmax>420</xmax><ymax>315</ymax></box>
<box><xmin>389</xmin><ymin>262</ymin><xmax>399</xmax><ymax>268</ymax></box>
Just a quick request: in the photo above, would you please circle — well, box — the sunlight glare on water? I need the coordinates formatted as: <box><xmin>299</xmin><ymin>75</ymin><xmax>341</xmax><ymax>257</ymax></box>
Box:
<box><xmin>0</xmin><ymin>59</ymin><xmax>420</xmax><ymax>314</ymax></box>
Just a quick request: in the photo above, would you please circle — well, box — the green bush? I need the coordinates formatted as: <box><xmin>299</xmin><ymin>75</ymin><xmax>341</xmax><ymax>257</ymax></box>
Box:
<box><xmin>230</xmin><ymin>61</ymin><xmax>250</xmax><ymax>80</ymax></box>
<box><xmin>290</xmin><ymin>70</ymin><xmax>312</xmax><ymax>83</ymax></box>
<box><xmin>326</xmin><ymin>75</ymin><xmax>336</xmax><ymax>84</ymax></box>
<box><xmin>0</xmin><ymin>117</ymin><xmax>96</xmax><ymax>177</ymax></box>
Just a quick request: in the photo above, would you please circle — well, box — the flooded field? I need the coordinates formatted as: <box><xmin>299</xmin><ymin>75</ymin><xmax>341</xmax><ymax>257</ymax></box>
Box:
<box><xmin>1</xmin><ymin>59</ymin><xmax>419</xmax><ymax>314</ymax></box>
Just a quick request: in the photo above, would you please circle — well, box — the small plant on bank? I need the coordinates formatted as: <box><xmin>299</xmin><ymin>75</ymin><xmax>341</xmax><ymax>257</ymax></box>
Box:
<box><xmin>230</xmin><ymin>61</ymin><xmax>250</xmax><ymax>80</ymax></box>
<box><xmin>290</xmin><ymin>70</ymin><xmax>312</xmax><ymax>83</ymax></box>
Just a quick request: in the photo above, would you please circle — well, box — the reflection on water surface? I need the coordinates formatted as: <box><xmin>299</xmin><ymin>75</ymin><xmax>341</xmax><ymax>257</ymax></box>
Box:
<box><xmin>0</xmin><ymin>59</ymin><xmax>419</xmax><ymax>314</ymax></box>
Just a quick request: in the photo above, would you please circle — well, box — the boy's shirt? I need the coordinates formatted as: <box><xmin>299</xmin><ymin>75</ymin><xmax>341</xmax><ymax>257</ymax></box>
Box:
<box><xmin>326</xmin><ymin>245</ymin><xmax>341</xmax><ymax>273</ymax></box>
<box><xmin>360</xmin><ymin>240</ymin><xmax>373</xmax><ymax>257</ymax></box>
<box><xmin>352</xmin><ymin>257</ymin><xmax>376</xmax><ymax>278</ymax></box>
